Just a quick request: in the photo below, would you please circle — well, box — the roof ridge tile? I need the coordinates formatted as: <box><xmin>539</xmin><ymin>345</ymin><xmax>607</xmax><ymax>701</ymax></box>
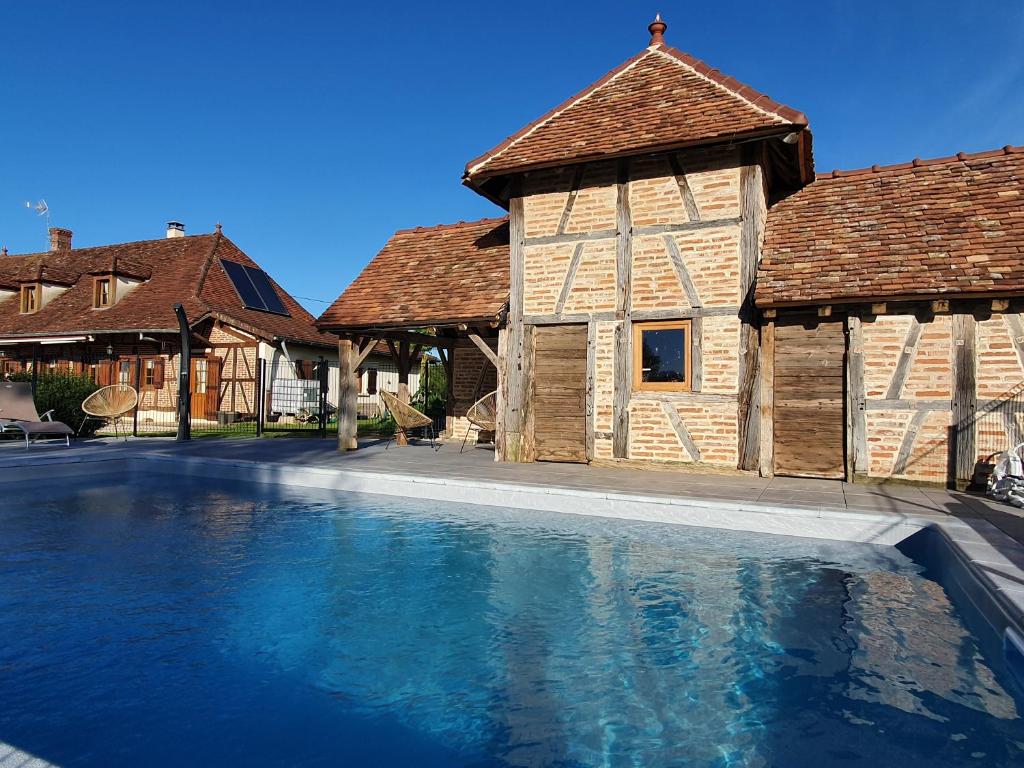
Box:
<box><xmin>819</xmin><ymin>144</ymin><xmax>1024</xmax><ymax>180</ymax></box>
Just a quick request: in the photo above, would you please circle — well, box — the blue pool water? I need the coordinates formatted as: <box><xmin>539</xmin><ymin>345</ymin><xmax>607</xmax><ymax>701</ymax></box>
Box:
<box><xmin>1</xmin><ymin>475</ymin><xmax>1022</xmax><ymax>767</ymax></box>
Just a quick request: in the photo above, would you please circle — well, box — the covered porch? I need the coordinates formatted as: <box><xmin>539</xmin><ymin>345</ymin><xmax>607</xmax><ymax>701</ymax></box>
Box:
<box><xmin>314</xmin><ymin>217</ymin><xmax>510</xmax><ymax>452</ymax></box>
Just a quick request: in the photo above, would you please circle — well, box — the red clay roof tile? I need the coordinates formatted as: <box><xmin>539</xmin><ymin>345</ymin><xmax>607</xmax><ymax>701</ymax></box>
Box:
<box><xmin>757</xmin><ymin>146</ymin><xmax>1024</xmax><ymax>306</ymax></box>
<box><xmin>0</xmin><ymin>233</ymin><xmax>332</xmax><ymax>346</ymax></box>
<box><xmin>464</xmin><ymin>42</ymin><xmax>806</xmax><ymax>181</ymax></box>
<box><xmin>317</xmin><ymin>217</ymin><xmax>510</xmax><ymax>330</ymax></box>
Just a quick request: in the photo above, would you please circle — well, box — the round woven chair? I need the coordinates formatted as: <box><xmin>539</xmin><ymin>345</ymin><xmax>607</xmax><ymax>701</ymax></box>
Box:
<box><xmin>80</xmin><ymin>384</ymin><xmax>139</xmax><ymax>441</ymax></box>
<box><xmin>461</xmin><ymin>390</ymin><xmax>497</xmax><ymax>453</ymax></box>
<box><xmin>379</xmin><ymin>390</ymin><xmax>437</xmax><ymax>450</ymax></box>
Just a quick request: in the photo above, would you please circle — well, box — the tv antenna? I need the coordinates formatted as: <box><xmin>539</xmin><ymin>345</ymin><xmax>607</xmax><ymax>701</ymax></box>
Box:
<box><xmin>25</xmin><ymin>199</ymin><xmax>51</xmax><ymax>231</ymax></box>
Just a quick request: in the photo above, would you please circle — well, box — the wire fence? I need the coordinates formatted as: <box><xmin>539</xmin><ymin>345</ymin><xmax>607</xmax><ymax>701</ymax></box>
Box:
<box><xmin>13</xmin><ymin>357</ymin><xmax>444</xmax><ymax>441</ymax></box>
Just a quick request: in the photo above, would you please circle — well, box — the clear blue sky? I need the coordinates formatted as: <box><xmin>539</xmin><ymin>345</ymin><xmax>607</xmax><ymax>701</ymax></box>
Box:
<box><xmin>2</xmin><ymin>1</ymin><xmax>1022</xmax><ymax>315</ymax></box>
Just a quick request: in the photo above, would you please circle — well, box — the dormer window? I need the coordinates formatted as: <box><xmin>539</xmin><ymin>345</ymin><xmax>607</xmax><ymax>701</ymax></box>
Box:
<box><xmin>20</xmin><ymin>284</ymin><xmax>39</xmax><ymax>314</ymax></box>
<box><xmin>94</xmin><ymin>277</ymin><xmax>114</xmax><ymax>308</ymax></box>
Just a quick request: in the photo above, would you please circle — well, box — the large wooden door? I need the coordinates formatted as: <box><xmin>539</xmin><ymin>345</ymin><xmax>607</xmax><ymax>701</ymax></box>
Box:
<box><xmin>773</xmin><ymin>321</ymin><xmax>846</xmax><ymax>478</ymax></box>
<box><xmin>532</xmin><ymin>324</ymin><xmax>588</xmax><ymax>463</ymax></box>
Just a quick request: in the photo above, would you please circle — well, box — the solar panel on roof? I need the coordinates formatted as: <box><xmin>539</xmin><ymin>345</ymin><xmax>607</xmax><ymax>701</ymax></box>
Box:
<box><xmin>246</xmin><ymin>266</ymin><xmax>289</xmax><ymax>315</ymax></box>
<box><xmin>220</xmin><ymin>259</ymin><xmax>291</xmax><ymax>316</ymax></box>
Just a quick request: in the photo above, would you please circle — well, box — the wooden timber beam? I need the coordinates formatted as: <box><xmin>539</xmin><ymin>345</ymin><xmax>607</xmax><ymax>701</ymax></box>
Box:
<box><xmin>352</xmin><ymin>337</ymin><xmax>378</xmax><ymax>370</ymax></box>
<box><xmin>467</xmin><ymin>333</ymin><xmax>499</xmax><ymax>368</ymax></box>
<box><xmin>612</xmin><ymin>158</ymin><xmax>633</xmax><ymax>459</ymax></box>
<box><xmin>340</xmin><ymin>329</ymin><xmax>452</xmax><ymax>348</ymax></box>
<box><xmin>951</xmin><ymin>314</ymin><xmax>977</xmax><ymax>489</ymax></box>
<box><xmin>758</xmin><ymin>321</ymin><xmax>775</xmax><ymax>477</ymax></box>
<box><xmin>498</xmin><ymin>190</ymin><xmax>528</xmax><ymax>462</ymax></box>
<box><xmin>337</xmin><ymin>338</ymin><xmax>357</xmax><ymax>451</ymax></box>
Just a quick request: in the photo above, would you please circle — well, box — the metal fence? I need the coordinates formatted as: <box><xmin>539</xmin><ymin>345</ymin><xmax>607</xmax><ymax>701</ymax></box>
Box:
<box><xmin>16</xmin><ymin>357</ymin><xmax>444</xmax><ymax>441</ymax></box>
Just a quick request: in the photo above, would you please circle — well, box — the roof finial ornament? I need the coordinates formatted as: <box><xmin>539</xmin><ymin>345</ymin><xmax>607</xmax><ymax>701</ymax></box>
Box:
<box><xmin>648</xmin><ymin>13</ymin><xmax>667</xmax><ymax>46</ymax></box>
<box><xmin>215</xmin><ymin>222</ymin><xmax>222</xmax><ymax>234</ymax></box>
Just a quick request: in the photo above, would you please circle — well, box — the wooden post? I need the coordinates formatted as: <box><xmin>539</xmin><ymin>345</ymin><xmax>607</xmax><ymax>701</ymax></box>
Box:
<box><xmin>337</xmin><ymin>338</ymin><xmax>357</xmax><ymax>451</ymax></box>
<box><xmin>759</xmin><ymin>321</ymin><xmax>775</xmax><ymax>477</ymax></box>
<box><xmin>495</xmin><ymin>329</ymin><xmax>506</xmax><ymax>461</ymax></box>
<box><xmin>500</xmin><ymin>193</ymin><xmax>527</xmax><ymax>461</ymax></box>
<box><xmin>952</xmin><ymin>314</ymin><xmax>977</xmax><ymax>489</ymax></box>
<box><xmin>612</xmin><ymin>159</ymin><xmax>633</xmax><ymax>458</ymax></box>
<box><xmin>847</xmin><ymin>315</ymin><xmax>867</xmax><ymax>480</ymax></box>
<box><xmin>737</xmin><ymin>152</ymin><xmax>764</xmax><ymax>471</ymax></box>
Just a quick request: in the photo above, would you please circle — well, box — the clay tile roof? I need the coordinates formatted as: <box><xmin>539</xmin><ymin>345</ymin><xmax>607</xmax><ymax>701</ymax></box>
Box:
<box><xmin>757</xmin><ymin>145</ymin><xmax>1024</xmax><ymax>307</ymax></box>
<box><xmin>464</xmin><ymin>41</ymin><xmax>806</xmax><ymax>181</ymax></box>
<box><xmin>317</xmin><ymin>217</ymin><xmax>510</xmax><ymax>330</ymax></box>
<box><xmin>0</xmin><ymin>233</ymin><xmax>332</xmax><ymax>346</ymax></box>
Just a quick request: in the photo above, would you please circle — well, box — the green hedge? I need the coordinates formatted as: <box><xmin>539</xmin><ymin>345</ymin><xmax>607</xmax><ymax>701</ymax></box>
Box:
<box><xmin>7</xmin><ymin>371</ymin><xmax>100</xmax><ymax>437</ymax></box>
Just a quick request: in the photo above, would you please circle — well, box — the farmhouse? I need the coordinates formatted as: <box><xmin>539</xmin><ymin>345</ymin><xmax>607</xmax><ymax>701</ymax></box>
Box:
<box><xmin>319</xmin><ymin>16</ymin><xmax>1024</xmax><ymax>487</ymax></box>
<box><xmin>0</xmin><ymin>223</ymin><xmax>361</xmax><ymax>426</ymax></box>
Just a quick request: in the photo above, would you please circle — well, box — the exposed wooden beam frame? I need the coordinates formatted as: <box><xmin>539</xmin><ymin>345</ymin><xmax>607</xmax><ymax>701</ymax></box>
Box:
<box><xmin>662</xmin><ymin>234</ymin><xmax>702</xmax><ymax>309</ymax></box>
<box><xmin>661</xmin><ymin>401</ymin><xmax>701</xmax><ymax>461</ymax></box>
<box><xmin>556</xmin><ymin>165</ymin><xmax>585</xmax><ymax>234</ymax></box>
<box><xmin>467</xmin><ymin>333</ymin><xmax>498</xmax><ymax>368</ymax></box>
<box><xmin>759</xmin><ymin>321</ymin><xmax>775</xmax><ymax>477</ymax></box>
<box><xmin>522</xmin><ymin>217</ymin><xmax>741</xmax><ymax>246</ymax></box>
<box><xmin>817</xmin><ymin>305</ymin><xmax>832</xmax><ymax>317</ymax></box>
<box><xmin>667</xmin><ymin>154</ymin><xmax>701</xmax><ymax>222</ymax></box>
<box><xmin>352</xmin><ymin>337</ymin><xmax>378</xmax><ymax>370</ymax></box>
<box><xmin>342</xmin><ymin>329</ymin><xmax>451</xmax><ymax>348</ymax></box>
<box><xmin>951</xmin><ymin>314</ymin><xmax>977</xmax><ymax>489</ymax></box>
<box><xmin>633</xmin><ymin>218</ymin><xmax>741</xmax><ymax>237</ymax></box>
<box><xmin>884</xmin><ymin>318</ymin><xmax>922</xmax><ymax>400</ymax></box>
<box><xmin>554</xmin><ymin>242</ymin><xmax>586</xmax><ymax>316</ymax></box>
<box><xmin>499</xmin><ymin>192</ymin><xmax>528</xmax><ymax>461</ymax></box>
<box><xmin>612</xmin><ymin>158</ymin><xmax>633</xmax><ymax>459</ymax></box>
<box><xmin>737</xmin><ymin>152</ymin><xmax>762</xmax><ymax>472</ymax></box>
<box><xmin>892</xmin><ymin>410</ymin><xmax>928</xmax><ymax>476</ymax></box>
<box><xmin>993</xmin><ymin>299</ymin><xmax>1011</xmax><ymax>312</ymax></box>
<box><xmin>848</xmin><ymin>316</ymin><xmax>867</xmax><ymax>478</ymax></box>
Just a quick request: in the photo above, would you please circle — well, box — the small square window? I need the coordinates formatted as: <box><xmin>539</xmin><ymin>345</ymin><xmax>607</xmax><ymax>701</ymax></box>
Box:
<box><xmin>94</xmin><ymin>277</ymin><xmax>113</xmax><ymax>308</ymax></box>
<box><xmin>632</xmin><ymin>320</ymin><xmax>691</xmax><ymax>392</ymax></box>
<box><xmin>143</xmin><ymin>360</ymin><xmax>155</xmax><ymax>388</ymax></box>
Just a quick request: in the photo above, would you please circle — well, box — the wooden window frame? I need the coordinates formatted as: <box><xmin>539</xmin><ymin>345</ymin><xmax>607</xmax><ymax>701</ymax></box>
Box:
<box><xmin>632</xmin><ymin>320</ymin><xmax>692</xmax><ymax>392</ymax></box>
<box><xmin>93</xmin><ymin>276</ymin><xmax>115</xmax><ymax>308</ymax></box>
<box><xmin>20</xmin><ymin>284</ymin><xmax>40</xmax><ymax>314</ymax></box>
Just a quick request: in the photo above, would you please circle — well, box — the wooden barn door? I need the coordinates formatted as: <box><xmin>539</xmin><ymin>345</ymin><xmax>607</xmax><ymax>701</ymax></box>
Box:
<box><xmin>532</xmin><ymin>324</ymin><xmax>588</xmax><ymax>463</ymax></box>
<box><xmin>773</xmin><ymin>321</ymin><xmax>846</xmax><ymax>479</ymax></box>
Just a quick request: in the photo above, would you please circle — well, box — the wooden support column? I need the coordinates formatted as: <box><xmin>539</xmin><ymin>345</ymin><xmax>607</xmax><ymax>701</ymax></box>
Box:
<box><xmin>847</xmin><ymin>315</ymin><xmax>867</xmax><ymax>480</ymax></box>
<box><xmin>612</xmin><ymin>159</ymin><xmax>633</xmax><ymax>459</ymax></box>
<box><xmin>758</xmin><ymin>321</ymin><xmax>775</xmax><ymax>477</ymax></box>
<box><xmin>499</xmin><ymin>194</ymin><xmax>527</xmax><ymax>461</ymax></box>
<box><xmin>952</xmin><ymin>314</ymin><xmax>977</xmax><ymax>489</ymax></box>
<box><xmin>337</xmin><ymin>338</ymin><xmax>357</xmax><ymax>451</ymax></box>
<box><xmin>437</xmin><ymin>345</ymin><xmax>455</xmax><ymax>438</ymax></box>
<box><xmin>737</xmin><ymin>152</ymin><xmax>763</xmax><ymax>471</ymax></box>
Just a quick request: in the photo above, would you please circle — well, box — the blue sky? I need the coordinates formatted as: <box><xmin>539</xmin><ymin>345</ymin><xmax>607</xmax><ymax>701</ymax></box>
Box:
<box><xmin>2</xmin><ymin>1</ymin><xmax>1022</xmax><ymax>315</ymax></box>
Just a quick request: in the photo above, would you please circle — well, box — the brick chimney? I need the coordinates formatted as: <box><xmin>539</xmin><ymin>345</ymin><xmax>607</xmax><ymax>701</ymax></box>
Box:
<box><xmin>166</xmin><ymin>221</ymin><xmax>185</xmax><ymax>238</ymax></box>
<box><xmin>49</xmin><ymin>227</ymin><xmax>72</xmax><ymax>251</ymax></box>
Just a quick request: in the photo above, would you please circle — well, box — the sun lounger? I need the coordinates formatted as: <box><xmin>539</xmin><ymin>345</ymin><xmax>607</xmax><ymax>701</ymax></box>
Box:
<box><xmin>0</xmin><ymin>382</ymin><xmax>74</xmax><ymax>448</ymax></box>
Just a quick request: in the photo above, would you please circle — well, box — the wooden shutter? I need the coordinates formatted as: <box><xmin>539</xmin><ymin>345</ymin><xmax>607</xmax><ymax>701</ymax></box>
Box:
<box><xmin>95</xmin><ymin>362</ymin><xmax>114</xmax><ymax>386</ymax></box>
<box><xmin>533</xmin><ymin>325</ymin><xmax>588</xmax><ymax>463</ymax></box>
<box><xmin>295</xmin><ymin>360</ymin><xmax>315</xmax><ymax>380</ymax></box>
<box><xmin>367</xmin><ymin>368</ymin><xmax>378</xmax><ymax>395</ymax></box>
<box><xmin>206</xmin><ymin>357</ymin><xmax>223</xmax><ymax>418</ymax></box>
<box><xmin>152</xmin><ymin>358</ymin><xmax>165</xmax><ymax>389</ymax></box>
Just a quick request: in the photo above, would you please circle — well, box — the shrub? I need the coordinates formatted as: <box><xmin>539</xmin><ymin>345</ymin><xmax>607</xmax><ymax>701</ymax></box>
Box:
<box><xmin>7</xmin><ymin>371</ymin><xmax>100</xmax><ymax>436</ymax></box>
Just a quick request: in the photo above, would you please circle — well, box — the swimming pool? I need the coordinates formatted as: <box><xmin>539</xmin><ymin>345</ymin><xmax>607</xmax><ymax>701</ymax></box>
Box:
<box><xmin>1</xmin><ymin>475</ymin><xmax>1022</xmax><ymax>767</ymax></box>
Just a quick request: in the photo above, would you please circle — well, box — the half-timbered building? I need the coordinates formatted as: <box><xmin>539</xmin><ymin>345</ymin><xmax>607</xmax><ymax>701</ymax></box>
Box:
<box><xmin>320</xmin><ymin>16</ymin><xmax>1024</xmax><ymax>488</ymax></box>
<box><xmin>0</xmin><ymin>223</ymin><xmax>340</xmax><ymax>425</ymax></box>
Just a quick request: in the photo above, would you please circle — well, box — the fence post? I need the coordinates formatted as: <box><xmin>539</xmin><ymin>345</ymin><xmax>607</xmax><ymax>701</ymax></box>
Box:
<box><xmin>132</xmin><ymin>356</ymin><xmax>141</xmax><ymax>437</ymax></box>
<box><xmin>256</xmin><ymin>357</ymin><xmax>265</xmax><ymax>438</ymax></box>
<box><xmin>317</xmin><ymin>356</ymin><xmax>328</xmax><ymax>438</ymax></box>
